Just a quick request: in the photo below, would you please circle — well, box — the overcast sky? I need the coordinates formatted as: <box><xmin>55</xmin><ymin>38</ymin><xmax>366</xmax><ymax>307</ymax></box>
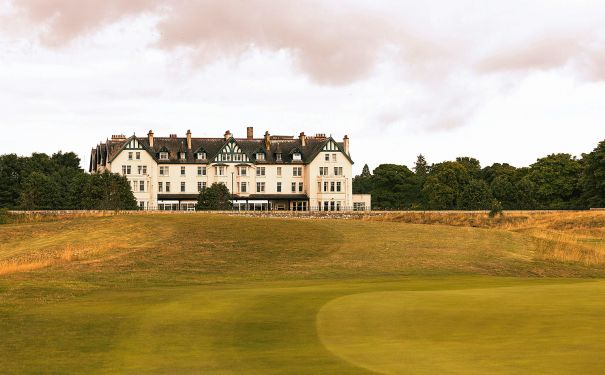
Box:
<box><xmin>1</xmin><ymin>0</ymin><xmax>604</xmax><ymax>173</ymax></box>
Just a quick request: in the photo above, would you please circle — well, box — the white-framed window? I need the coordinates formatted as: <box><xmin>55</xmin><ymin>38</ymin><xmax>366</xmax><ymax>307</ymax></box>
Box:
<box><xmin>136</xmin><ymin>152</ymin><xmax>141</xmax><ymax>160</ymax></box>
<box><xmin>293</xmin><ymin>152</ymin><xmax>302</xmax><ymax>161</ymax></box>
<box><xmin>256</xmin><ymin>152</ymin><xmax>265</xmax><ymax>161</ymax></box>
<box><xmin>196</xmin><ymin>152</ymin><xmax>206</xmax><ymax>160</ymax></box>
<box><xmin>256</xmin><ymin>182</ymin><xmax>265</xmax><ymax>193</ymax></box>
<box><xmin>139</xmin><ymin>181</ymin><xmax>145</xmax><ymax>192</ymax></box>
<box><xmin>324</xmin><ymin>153</ymin><xmax>329</xmax><ymax>161</ymax></box>
<box><xmin>159</xmin><ymin>152</ymin><xmax>168</xmax><ymax>160</ymax></box>
<box><xmin>166</xmin><ymin>182</ymin><xmax>171</xmax><ymax>192</ymax></box>
<box><xmin>234</xmin><ymin>154</ymin><xmax>242</xmax><ymax>162</ymax></box>
<box><xmin>158</xmin><ymin>182</ymin><xmax>163</xmax><ymax>192</ymax></box>
<box><xmin>198</xmin><ymin>181</ymin><xmax>206</xmax><ymax>192</ymax></box>
<box><xmin>331</xmin><ymin>181</ymin><xmax>335</xmax><ymax>192</ymax></box>
<box><xmin>293</xmin><ymin>167</ymin><xmax>302</xmax><ymax>177</ymax></box>
<box><xmin>334</xmin><ymin>167</ymin><xmax>343</xmax><ymax>176</ymax></box>
<box><xmin>323</xmin><ymin>181</ymin><xmax>328</xmax><ymax>192</ymax></box>
<box><xmin>332</xmin><ymin>154</ymin><xmax>337</xmax><ymax>162</ymax></box>
<box><xmin>291</xmin><ymin>182</ymin><xmax>296</xmax><ymax>193</ymax></box>
<box><xmin>139</xmin><ymin>201</ymin><xmax>145</xmax><ymax>209</ymax></box>
<box><xmin>122</xmin><ymin>165</ymin><xmax>131</xmax><ymax>175</ymax></box>
<box><xmin>277</xmin><ymin>167</ymin><xmax>282</xmax><ymax>176</ymax></box>
<box><xmin>128</xmin><ymin>152</ymin><xmax>133</xmax><ymax>160</ymax></box>
<box><xmin>197</xmin><ymin>166</ymin><xmax>207</xmax><ymax>176</ymax></box>
<box><xmin>240</xmin><ymin>182</ymin><xmax>247</xmax><ymax>193</ymax></box>
<box><xmin>239</xmin><ymin>166</ymin><xmax>247</xmax><ymax>176</ymax></box>
<box><xmin>181</xmin><ymin>181</ymin><xmax>186</xmax><ymax>192</ymax></box>
<box><xmin>132</xmin><ymin>180</ymin><xmax>137</xmax><ymax>191</ymax></box>
<box><xmin>276</xmin><ymin>153</ymin><xmax>282</xmax><ymax>161</ymax></box>
<box><xmin>298</xmin><ymin>182</ymin><xmax>303</xmax><ymax>192</ymax></box>
<box><xmin>137</xmin><ymin>165</ymin><xmax>147</xmax><ymax>175</ymax></box>
<box><xmin>159</xmin><ymin>166</ymin><xmax>169</xmax><ymax>176</ymax></box>
<box><xmin>336</xmin><ymin>181</ymin><xmax>342</xmax><ymax>192</ymax></box>
<box><xmin>353</xmin><ymin>202</ymin><xmax>366</xmax><ymax>211</ymax></box>
<box><xmin>319</xmin><ymin>167</ymin><xmax>328</xmax><ymax>176</ymax></box>
<box><xmin>216</xmin><ymin>166</ymin><xmax>226</xmax><ymax>176</ymax></box>
<box><xmin>256</xmin><ymin>167</ymin><xmax>265</xmax><ymax>176</ymax></box>
<box><xmin>181</xmin><ymin>166</ymin><xmax>186</xmax><ymax>176</ymax></box>
<box><xmin>277</xmin><ymin>182</ymin><xmax>282</xmax><ymax>192</ymax></box>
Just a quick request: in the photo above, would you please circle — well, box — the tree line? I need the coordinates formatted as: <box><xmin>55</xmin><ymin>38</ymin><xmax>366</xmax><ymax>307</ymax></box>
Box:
<box><xmin>353</xmin><ymin>139</ymin><xmax>605</xmax><ymax>210</ymax></box>
<box><xmin>0</xmin><ymin>152</ymin><xmax>137</xmax><ymax>210</ymax></box>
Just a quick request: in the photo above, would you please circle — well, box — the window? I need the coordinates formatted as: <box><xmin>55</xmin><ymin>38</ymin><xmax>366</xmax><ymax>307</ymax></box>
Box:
<box><xmin>139</xmin><ymin>201</ymin><xmax>145</xmax><ymax>209</ymax></box>
<box><xmin>331</xmin><ymin>181</ymin><xmax>335</xmax><ymax>192</ymax></box>
<box><xmin>319</xmin><ymin>167</ymin><xmax>328</xmax><ymax>176</ymax></box>
<box><xmin>332</xmin><ymin>154</ymin><xmax>337</xmax><ymax>162</ymax></box>
<box><xmin>197</xmin><ymin>166</ymin><xmax>207</xmax><ymax>176</ymax></box>
<box><xmin>256</xmin><ymin>152</ymin><xmax>265</xmax><ymax>161</ymax></box>
<box><xmin>181</xmin><ymin>182</ymin><xmax>186</xmax><ymax>192</ymax></box>
<box><xmin>132</xmin><ymin>181</ymin><xmax>137</xmax><ymax>191</ymax></box>
<box><xmin>216</xmin><ymin>166</ymin><xmax>225</xmax><ymax>176</ymax></box>
<box><xmin>234</xmin><ymin>154</ymin><xmax>242</xmax><ymax>162</ymax></box>
<box><xmin>293</xmin><ymin>167</ymin><xmax>302</xmax><ymax>177</ymax></box>
<box><xmin>197</xmin><ymin>182</ymin><xmax>204</xmax><ymax>192</ymax></box>
<box><xmin>136</xmin><ymin>152</ymin><xmax>141</xmax><ymax>160</ymax></box>
<box><xmin>277</xmin><ymin>182</ymin><xmax>282</xmax><ymax>192</ymax></box>
<box><xmin>159</xmin><ymin>182</ymin><xmax>163</xmax><ymax>192</ymax></box>
<box><xmin>354</xmin><ymin>202</ymin><xmax>366</xmax><ymax>211</ymax></box>
<box><xmin>159</xmin><ymin>166</ymin><xmax>169</xmax><ymax>176</ymax></box>
<box><xmin>325</xmin><ymin>154</ymin><xmax>330</xmax><ymax>161</ymax></box>
<box><xmin>180</xmin><ymin>152</ymin><xmax>186</xmax><ymax>160</ymax></box>
<box><xmin>196</xmin><ymin>152</ymin><xmax>206</xmax><ymax>160</ymax></box>
<box><xmin>181</xmin><ymin>166</ymin><xmax>186</xmax><ymax>176</ymax></box>
<box><xmin>128</xmin><ymin>152</ymin><xmax>133</xmax><ymax>160</ymax></box>
<box><xmin>277</xmin><ymin>167</ymin><xmax>282</xmax><ymax>176</ymax></box>
<box><xmin>122</xmin><ymin>165</ymin><xmax>131</xmax><ymax>175</ymax></box>
<box><xmin>293</xmin><ymin>152</ymin><xmax>302</xmax><ymax>161</ymax></box>
<box><xmin>240</xmin><ymin>182</ymin><xmax>247</xmax><ymax>193</ymax></box>
<box><xmin>166</xmin><ymin>182</ymin><xmax>171</xmax><ymax>192</ymax></box>
<box><xmin>291</xmin><ymin>182</ymin><xmax>296</xmax><ymax>193</ymax></box>
<box><xmin>336</xmin><ymin>181</ymin><xmax>342</xmax><ymax>192</ymax></box>
<box><xmin>256</xmin><ymin>167</ymin><xmax>265</xmax><ymax>176</ymax></box>
<box><xmin>256</xmin><ymin>182</ymin><xmax>265</xmax><ymax>193</ymax></box>
<box><xmin>323</xmin><ymin>181</ymin><xmax>328</xmax><ymax>192</ymax></box>
<box><xmin>276</xmin><ymin>153</ymin><xmax>282</xmax><ymax>161</ymax></box>
<box><xmin>159</xmin><ymin>152</ymin><xmax>168</xmax><ymax>160</ymax></box>
<box><xmin>139</xmin><ymin>181</ymin><xmax>145</xmax><ymax>192</ymax></box>
<box><xmin>239</xmin><ymin>167</ymin><xmax>247</xmax><ymax>176</ymax></box>
<box><xmin>334</xmin><ymin>167</ymin><xmax>343</xmax><ymax>176</ymax></box>
<box><xmin>324</xmin><ymin>201</ymin><xmax>329</xmax><ymax>211</ymax></box>
<box><xmin>138</xmin><ymin>165</ymin><xmax>147</xmax><ymax>175</ymax></box>
<box><xmin>298</xmin><ymin>182</ymin><xmax>303</xmax><ymax>192</ymax></box>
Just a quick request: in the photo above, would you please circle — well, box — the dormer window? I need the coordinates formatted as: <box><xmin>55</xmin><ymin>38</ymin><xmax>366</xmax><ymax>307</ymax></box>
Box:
<box><xmin>196</xmin><ymin>152</ymin><xmax>206</xmax><ymax>160</ymax></box>
<box><xmin>293</xmin><ymin>152</ymin><xmax>302</xmax><ymax>161</ymax></box>
<box><xmin>159</xmin><ymin>152</ymin><xmax>168</xmax><ymax>160</ymax></box>
<box><xmin>256</xmin><ymin>152</ymin><xmax>265</xmax><ymax>161</ymax></box>
<box><xmin>180</xmin><ymin>152</ymin><xmax>186</xmax><ymax>160</ymax></box>
<box><xmin>276</xmin><ymin>153</ymin><xmax>282</xmax><ymax>161</ymax></box>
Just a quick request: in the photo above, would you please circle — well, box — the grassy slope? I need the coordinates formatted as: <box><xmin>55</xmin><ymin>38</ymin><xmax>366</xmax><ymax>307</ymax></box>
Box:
<box><xmin>1</xmin><ymin>214</ymin><xmax>604</xmax><ymax>374</ymax></box>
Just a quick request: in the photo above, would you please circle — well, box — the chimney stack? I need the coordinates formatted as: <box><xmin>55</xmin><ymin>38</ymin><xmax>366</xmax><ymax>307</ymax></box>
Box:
<box><xmin>299</xmin><ymin>132</ymin><xmax>306</xmax><ymax>147</ymax></box>
<box><xmin>264</xmin><ymin>131</ymin><xmax>271</xmax><ymax>150</ymax></box>
<box><xmin>147</xmin><ymin>130</ymin><xmax>154</xmax><ymax>148</ymax></box>
<box><xmin>224</xmin><ymin>130</ymin><xmax>231</xmax><ymax>140</ymax></box>
<box><xmin>186</xmin><ymin>129</ymin><xmax>192</xmax><ymax>149</ymax></box>
<box><xmin>343</xmin><ymin>135</ymin><xmax>349</xmax><ymax>155</ymax></box>
<box><xmin>247</xmin><ymin>126</ymin><xmax>254</xmax><ymax>139</ymax></box>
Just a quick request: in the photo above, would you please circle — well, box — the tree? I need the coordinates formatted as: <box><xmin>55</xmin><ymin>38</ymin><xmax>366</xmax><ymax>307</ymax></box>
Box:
<box><xmin>81</xmin><ymin>172</ymin><xmax>138</xmax><ymax>210</ymax></box>
<box><xmin>456</xmin><ymin>157</ymin><xmax>482</xmax><ymax>179</ymax></box>
<box><xmin>361</xmin><ymin>164</ymin><xmax>371</xmax><ymax>177</ymax></box>
<box><xmin>371</xmin><ymin>164</ymin><xmax>422</xmax><ymax>209</ymax></box>
<box><xmin>18</xmin><ymin>172</ymin><xmax>61</xmax><ymax>209</ymax></box>
<box><xmin>458</xmin><ymin>179</ymin><xmax>493</xmax><ymax>210</ymax></box>
<box><xmin>0</xmin><ymin>154</ymin><xmax>24</xmax><ymax>208</ymax></box>
<box><xmin>51</xmin><ymin>151</ymin><xmax>82</xmax><ymax>171</ymax></box>
<box><xmin>581</xmin><ymin>139</ymin><xmax>605</xmax><ymax>208</ymax></box>
<box><xmin>414</xmin><ymin>154</ymin><xmax>429</xmax><ymax>176</ymax></box>
<box><xmin>196</xmin><ymin>183</ymin><xmax>232</xmax><ymax>210</ymax></box>
<box><xmin>422</xmin><ymin>161</ymin><xmax>470</xmax><ymax>209</ymax></box>
<box><xmin>527</xmin><ymin>153</ymin><xmax>583</xmax><ymax>209</ymax></box>
<box><xmin>353</xmin><ymin>164</ymin><xmax>373</xmax><ymax>194</ymax></box>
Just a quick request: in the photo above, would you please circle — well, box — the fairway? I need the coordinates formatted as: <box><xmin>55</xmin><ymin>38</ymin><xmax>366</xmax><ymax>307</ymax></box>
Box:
<box><xmin>1</xmin><ymin>213</ymin><xmax>605</xmax><ymax>374</ymax></box>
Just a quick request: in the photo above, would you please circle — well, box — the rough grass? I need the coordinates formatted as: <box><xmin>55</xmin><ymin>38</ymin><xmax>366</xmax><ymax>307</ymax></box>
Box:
<box><xmin>1</xmin><ymin>213</ymin><xmax>605</xmax><ymax>373</ymax></box>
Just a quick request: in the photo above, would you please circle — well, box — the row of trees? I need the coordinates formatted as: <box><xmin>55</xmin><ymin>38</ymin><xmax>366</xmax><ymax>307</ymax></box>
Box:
<box><xmin>354</xmin><ymin>139</ymin><xmax>605</xmax><ymax>210</ymax></box>
<box><xmin>0</xmin><ymin>152</ymin><xmax>137</xmax><ymax>210</ymax></box>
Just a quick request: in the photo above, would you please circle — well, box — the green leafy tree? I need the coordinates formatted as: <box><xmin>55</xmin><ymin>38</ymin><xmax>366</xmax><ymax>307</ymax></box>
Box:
<box><xmin>422</xmin><ymin>161</ymin><xmax>470</xmax><ymax>209</ymax></box>
<box><xmin>353</xmin><ymin>164</ymin><xmax>373</xmax><ymax>194</ymax></box>
<box><xmin>414</xmin><ymin>154</ymin><xmax>429</xmax><ymax>177</ymax></box>
<box><xmin>581</xmin><ymin>139</ymin><xmax>605</xmax><ymax>208</ymax></box>
<box><xmin>527</xmin><ymin>153</ymin><xmax>583</xmax><ymax>209</ymax></box>
<box><xmin>371</xmin><ymin>164</ymin><xmax>422</xmax><ymax>209</ymax></box>
<box><xmin>458</xmin><ymin>179</ymin><xmax>493</xmax><ymax>210</ymax></box>
<box><xmin>18</xmin><ymin>172</ymin><xmax>61</xmax><ymax>209</ymax></box>
<box><xmin>81</xmin><ymin>172</ymin><xmax>138</xmax><ymax>210</ymax></box>
<box><xmin>456</xmin><ymin>157</ymin><xmax>482</xmax><ymax>179</ymax></box>
<box><xmin>0</xmin><ymin>154</ymin><xmax>24</xmax><ymax>208</ymax></box>
<box><xmin>196</xmin><ymin>183</ymin><xmax>232</xmax><ymax>210</ymax></box>
<box><xmin>361</xmin><ymin>164</ymin><xmax>371</xmax><ymax>177</ymax></box>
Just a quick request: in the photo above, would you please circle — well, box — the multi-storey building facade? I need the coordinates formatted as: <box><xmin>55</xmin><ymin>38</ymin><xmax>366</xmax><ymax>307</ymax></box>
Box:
<box><xmin>90</xmin><ymin>127</ymin><xmax>369</xmax><ymax>211</ymax></box>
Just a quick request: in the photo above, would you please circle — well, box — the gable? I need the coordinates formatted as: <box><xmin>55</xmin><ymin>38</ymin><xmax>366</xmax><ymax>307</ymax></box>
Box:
<box><xmin>108</xmin><ymin>136</ymin><xmax>157</xmax><ymax>163</ymax></box>
<box><xmin>213</xmin><ymin>138</ymin><xmax>251</xmax><ymax>163</ymax></box>
<box><xmin>322</xmin><ymin>139</ymin><xmax>340</xmax><ymax>152</ymax></box>
<box><xmin>124</xmin><ymin>138</ymin><xmax>144</xmax><ymax>150</ymax></box>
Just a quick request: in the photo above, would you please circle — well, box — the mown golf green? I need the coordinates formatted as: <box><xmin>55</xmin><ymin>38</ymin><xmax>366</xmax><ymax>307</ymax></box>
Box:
<box><xmin>1</xmin><ymin>213</ymin><xmax>605</xmax><ymax>374</ymax></box>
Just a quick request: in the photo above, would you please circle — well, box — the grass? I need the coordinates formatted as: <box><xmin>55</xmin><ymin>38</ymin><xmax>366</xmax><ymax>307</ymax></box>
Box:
<box><xmin>1</xmin><ymin>212</ymin><xmax>605</xmax><ymax>373</ymax></box>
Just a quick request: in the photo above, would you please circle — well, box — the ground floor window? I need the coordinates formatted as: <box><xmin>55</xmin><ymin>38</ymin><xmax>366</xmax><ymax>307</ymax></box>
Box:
<box><xmin>353</xmin><ymin>202</ymin><xmax>366</xmax><ymax>211</ymax></box>
<box><xmin>291</xmin><ymin>201</ymin><xmax>308</xmax><ymax>211</ymax></box>
<box><xmin>138</xmin><ymin>201</ymin><xmax>146</xmax><ymax>209</ymax></box>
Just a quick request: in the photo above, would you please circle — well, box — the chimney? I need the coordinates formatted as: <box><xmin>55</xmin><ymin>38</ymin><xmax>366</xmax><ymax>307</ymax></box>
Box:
<box><xmin>299</xmin><ymin>132</ymin><xmax>306</xmax><ymax>147</ymax></box>
<box><xmin>186</xmin><ymin>129</ymin><xmax>192</xmax><ymax>149</ymax></box>
<box><xmin>224</xmin><ymin>130</ymin><xmax>231</xmax><ymax>140</ymax></box>
<box><xmin>147</xmin><ymin>130</ymin><xmax>154</xmax><ymax>148</ymax></box>
<box><xmin>247</xmin><ymin>126</ymin><xmax>254</xmax><ymax>139</ymax></box>
<box><xmin>343</xmin><ymin>135</ymin><xmax>349</xmax><ymax>155</ymax></box>
<box><xmin>264</xmin><ymin>131</ymin><xmax>271</xmax><ymax>150</ymax></box>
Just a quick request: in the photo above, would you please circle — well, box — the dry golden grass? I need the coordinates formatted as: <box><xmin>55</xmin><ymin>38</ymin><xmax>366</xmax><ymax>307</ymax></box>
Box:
<box><xmin>368</xmin><ymin>211</ymin><xmax>605</xmax><ymax>266</ymax></box>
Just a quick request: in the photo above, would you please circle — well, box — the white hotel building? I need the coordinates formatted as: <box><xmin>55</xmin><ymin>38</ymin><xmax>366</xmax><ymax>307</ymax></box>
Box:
<box><xmin>89</xmin><ymin>127</ymin><xmax>370</xmax><ymax>211</ymax></box>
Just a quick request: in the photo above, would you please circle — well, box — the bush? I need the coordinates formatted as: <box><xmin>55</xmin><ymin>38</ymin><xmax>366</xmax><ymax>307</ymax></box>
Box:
<box><xmin>0</xmin><ymin>208</ymin><xmax>10</xmax><ymax>224</ymax></box>
<box><xmin>489</xmin><ymin>199</ymin><xmax>504</xmax><ymax>218</ymax></box>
